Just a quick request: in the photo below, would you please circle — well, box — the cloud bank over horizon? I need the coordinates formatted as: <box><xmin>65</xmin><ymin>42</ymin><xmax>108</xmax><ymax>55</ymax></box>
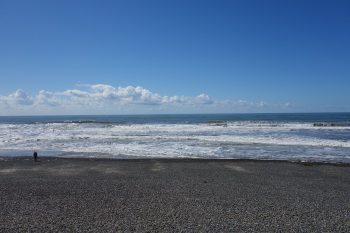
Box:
<box><xmin>0</xmin><ymin>84</ymin><xmax>290</xmax><ymax>115</ymax></box>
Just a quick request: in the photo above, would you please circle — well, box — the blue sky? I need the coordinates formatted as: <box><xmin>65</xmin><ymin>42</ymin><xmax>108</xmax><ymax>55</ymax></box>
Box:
<box><xmin>0</xmin><ymin>0</ymin><xmax>349</xmax><ymax>115</ymax></box>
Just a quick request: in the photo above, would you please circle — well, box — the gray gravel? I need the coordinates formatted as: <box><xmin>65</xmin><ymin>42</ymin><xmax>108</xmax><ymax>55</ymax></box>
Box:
<box><xmin>0</xmin><ymin>157</ymin><xmax>350</xmax><ymax>232</ymax></box>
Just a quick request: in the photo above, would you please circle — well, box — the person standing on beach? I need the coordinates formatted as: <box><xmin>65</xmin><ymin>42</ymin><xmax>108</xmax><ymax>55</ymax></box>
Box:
<box><xmin>33</xmin><ymin>151</ymin><xmax>38</xmax><ymax>162</ymax></box>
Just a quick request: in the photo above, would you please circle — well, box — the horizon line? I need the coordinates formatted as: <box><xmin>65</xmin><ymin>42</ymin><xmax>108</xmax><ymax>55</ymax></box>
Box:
<box><xmin>0</xmin><ymin>111</ymin><xmax>349</xmax><ymax>117</ymax></box>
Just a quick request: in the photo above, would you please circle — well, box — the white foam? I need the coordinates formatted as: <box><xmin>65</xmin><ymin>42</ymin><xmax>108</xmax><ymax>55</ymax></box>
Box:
<box><xmin>0</xmin><ymin>122</ymin><xmax>349</xmax><ymax>162</ymax></box>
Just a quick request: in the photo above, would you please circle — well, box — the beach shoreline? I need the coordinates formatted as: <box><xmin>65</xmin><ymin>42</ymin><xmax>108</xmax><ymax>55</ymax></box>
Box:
<box><xmin>1</xmin><ymin>157</ymin><xmax>350</xmax><ymax>232</ymax></box>
<box><xmin>1</xmin><ymin>155</ymin><xmax>350</xmax><ymax>166</ymax></box>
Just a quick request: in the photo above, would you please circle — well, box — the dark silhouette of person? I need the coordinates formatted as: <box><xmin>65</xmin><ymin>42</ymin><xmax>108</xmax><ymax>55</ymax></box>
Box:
<box><xmin>33</xmin><ymin>151</ymin><xmax>38</xmax><ymax>162</ymax></box>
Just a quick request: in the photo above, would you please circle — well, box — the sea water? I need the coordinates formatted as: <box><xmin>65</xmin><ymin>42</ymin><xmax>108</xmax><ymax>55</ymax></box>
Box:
<box><xmin>0</xmin><ymin>113</ymin><xmax>349</xmax><ymax>163</ymax></box>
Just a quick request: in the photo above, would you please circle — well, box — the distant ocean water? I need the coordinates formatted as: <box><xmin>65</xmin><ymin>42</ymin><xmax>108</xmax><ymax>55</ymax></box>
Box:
<box><xmin>0</xmin><ymin>113</ymin><xmax>350</xmax><ymax>163</ymax></box>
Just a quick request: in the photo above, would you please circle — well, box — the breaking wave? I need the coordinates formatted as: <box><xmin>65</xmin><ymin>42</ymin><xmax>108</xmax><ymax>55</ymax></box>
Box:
<box><xmin>0</xmin><ymin>120</ymin><xmax>350</xmax><ymax>163</ymax></box>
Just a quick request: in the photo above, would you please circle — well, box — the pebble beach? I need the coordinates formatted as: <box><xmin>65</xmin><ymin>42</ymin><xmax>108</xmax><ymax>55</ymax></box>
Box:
<box><xmin>1</xmin><ymin>157</ymin><xmax>350</xmax><ymax>232</ymax></box>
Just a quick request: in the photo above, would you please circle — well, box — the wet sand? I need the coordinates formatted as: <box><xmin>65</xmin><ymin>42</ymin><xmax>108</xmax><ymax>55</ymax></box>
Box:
<box><xmin>0</xmin><ymin>157</ymin><xmax>350</xmax><ymax>232</ymax></box>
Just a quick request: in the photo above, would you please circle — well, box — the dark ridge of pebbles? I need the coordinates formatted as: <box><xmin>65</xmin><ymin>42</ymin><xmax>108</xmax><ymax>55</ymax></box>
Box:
<box><xmin>0</xmin><ymin>157</ymin><xmax>350</xmax><ymax>232</ymax></box>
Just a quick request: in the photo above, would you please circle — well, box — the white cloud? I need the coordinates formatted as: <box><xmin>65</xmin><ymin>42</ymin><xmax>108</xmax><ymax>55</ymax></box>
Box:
<box><xmin>36</xmin><ymin>90</ymin><xmax>61</xmax><ymax>107</ymax></box>
<box><xmin>0</xmin><ymin>89</ymin><xmax>33</xmax><ymax>106</ymax></box>
<box><xmin>0</xmin><ymin>84</ymin><xmax>287</xmax><ymax>115</ymax></box>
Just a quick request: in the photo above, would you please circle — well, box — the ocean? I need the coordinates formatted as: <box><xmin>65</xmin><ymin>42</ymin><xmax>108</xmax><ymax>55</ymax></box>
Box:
<box><xmin>0</xmin><ymin>113</ymin><xmax>350</xmax><ymax>163</ymax></box>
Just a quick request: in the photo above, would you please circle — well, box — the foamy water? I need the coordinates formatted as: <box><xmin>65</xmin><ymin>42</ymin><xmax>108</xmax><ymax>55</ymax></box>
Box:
<box><xmin>0</xmin><ymin>114</ymin><xmax>350</xmax><ymax>163</ymax></box>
